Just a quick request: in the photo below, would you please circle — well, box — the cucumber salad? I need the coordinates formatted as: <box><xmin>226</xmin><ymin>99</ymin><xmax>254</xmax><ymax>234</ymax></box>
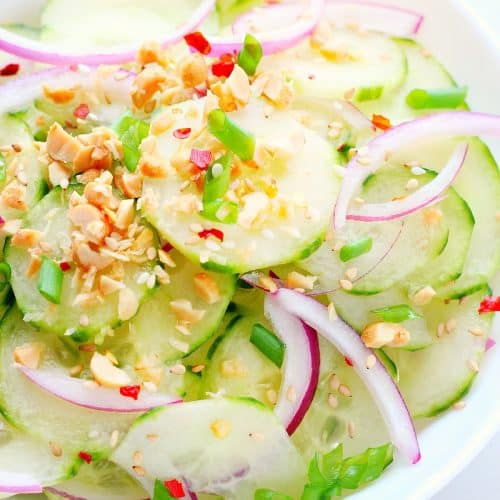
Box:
<box><xmin>0</xmin><ymin>0</ymin><xmax>499</xmax><ymax>498</ymax></box>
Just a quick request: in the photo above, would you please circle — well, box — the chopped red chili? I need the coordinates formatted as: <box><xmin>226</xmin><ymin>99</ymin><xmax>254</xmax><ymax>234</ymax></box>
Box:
<box><xmin>190</xmin><ymin>148</ymin><xmax>212</xmax><ymax>170</ymax></box>
<box><xmin>162</xmin><ymin>242</ymin><xmax>173</xmax><ymax>253</ymax></box>
<box><xmin>59</xmin><ymin>261</ymin><xmax>71</xmax><ymax>272</ymax></box>
<box><xmin>173</xmin><ymin>128</ymin><xmax>192</xmax><ymax>139</ymax></box>
<box><xmin>198</xmin><ymin>228</ymin><xmax>224</xmax><ymax>242</ymax></box>
<box><xmin>73</xmin><ymin>103</ymin><xmax>90</xmax><ymax>119</ymax></box>
<box><xmin>0</xmin><ymin>63</ymin><xmax>20</xmax><ymax>77</ymax></box>
<box><xmin>372</xmin><ymin>114</ymin><xmax>392</xmax><ymax>131</ymax></box>
<box><xmin>344</xmin><ymin>356</ymin><xmax>354</xmax><ymax>367</ymax></box>
<box><xmin>78</xmin><ymin>451</ymin><xmax>92</xmax><ymax>464</ymax></box>
<box><xmin>268</xmin><ymin>270</ymin><xmax>281</xmax><ymax>280</ymax></box>
<box><xmin>164</xmin><ymin>479</ymin><xmax>185</xmax><ymax>498</ymax></box>
<box><xmin>211</xmin><ymin>53</ymin><xmax>235</xmax><ymax>78</ymax></box>
<box><xmin>119</xmin><ymin>385</ymin><xmax>141</xmax><ymax>400</ymax></box>
<box><xmin>0</xmin><ymin>217</ymin><xmax>5</xmax><ymax>226</ymax></box>
<box><xmin>478</xmin><ymin>296</ymin><xmax>500</xmax><ymax>314</ymax></box>
<box><xmin>184</xmin><ymin>32</ymin><xmax>211</xmax><ymax>55</ymax></box>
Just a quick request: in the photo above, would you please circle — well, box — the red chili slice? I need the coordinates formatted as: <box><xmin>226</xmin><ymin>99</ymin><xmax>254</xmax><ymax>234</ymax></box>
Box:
<box><xmin>212</xmin><ymin>53</ymin><xmax>235</xmax><ymax>78</ymax></box>
<box><xmin>78</xmin><ymin>451</ymin><xmax>92</xmax><ymax>464</ymax></box>
<box><xmin>190</xmin><ymin>148</ymin><xmax>212</xmax><ymax>170</ymax></box>
<box><xmin>162</xmin><ymin>242</ymin><xmax>173</xmax><ymax>253</ymax></box>
<box><xmin>344</xmin><ymin>356</ymin><xmax>354</xmax><ymax>367</ymax></box>
<box><xmin>478</xmin><ymin>296</ymin><xmax>500</xmax><ymax>314</ymax></box>
<box><xmin>184</xmin><ymin>32</ymin><xmax>211</xmax><ymax>55</ymax></box>
<box><xmin>372</xmin><ymin>114</ymin><xmax>392</xmax><ymax>131</ymax></box>
<box><xmin>59</xmin><ymin>261</ymin><xmax>71</xmax><ymax>272</ymax></box>
<box><xmin>198</xmin><ymin>228</ymin><xmax>224</xmax><ymax>242</ymax></box>
<box><xmin>119</xmin><ymin>385</ymin><xmax>141</xmax><ymax>400</ymax></box>
<box><xmin>173</xmin><ymin>128</ymin><xmax>192</xmax><ymax>139</ymax></box>
<box><xmin>164</xmin><ymin>479</ymin><xmax>185</xmax><ymax>498</ymax></box>
<box><xmin>0</xmin><ymin>63</ymin><xmax>20</xmax><ymax>76</ymax></box>
<box><xmin>73</xmin><ymin>103</ymin><xmax>90</xmax><ymax>119</ymax></box>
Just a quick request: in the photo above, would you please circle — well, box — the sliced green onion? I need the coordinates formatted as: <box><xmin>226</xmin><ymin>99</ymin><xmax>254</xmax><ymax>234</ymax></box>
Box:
<box><xmin>202</xmin><ymin>199</ymin><xmax>239</xmax><ymax>224</ymax></box>
<box><xmin>376</xmin><ymin>349</ymin><xmax>399</xmax><ymax>382</ymax></box>
<box><xmin>237</xmin><ymin>33</ymin><xmax>263</xmax><ymax>76</ymax></box>
<box><xmin>339</xmin><ymin>237</ymin><xmax>372</xmax><ymax>262</ymax></box>
<box><xmin>37</xmin><ymin>256</ymin><xmax>63</xmax><ymax>304</ymax></box>
<box><xmin>250</xmin><ymin>323</ymin><xmax>285</xmax><ymax>368</ymax></box>
<box><xmin>152</xmin><ymin>479</ymin><xmax>173</xmax><ymax>500</ymax></box>
<box><xmin>0</xmin><ymin>262</ymin><xmax>11</xmax><ymax>292</ymax></box>
<box><xmin>203</xmin><ymin>152</ymin><xmax>233</xmax><ymax>204</ymax></box>
<box><xmin>371</xmin><ymin>304</ymin><xmax>421</xmax><ymax>323</ymax></box>
<box><xmin>356</xmin><ymin>85</ymin><xmax>383</xmax><ymax>102</ymax></box>
<box><xmin>254</xmin><ymin>489</ymin><xmax>293</xmax><ymax>500</ymax></box>
<box><xmin>406</xmin><ymin>87</ymin><xmax>468</xmax><ymax>109</ymax></box>
<box><xmin>207</xmin><ymin>109</ymin><xmax>255</xmax><ymax>160</ymax></box>
<box><xmin>114</xmin><ymin>114</ymin><xmax>150</xmax><ymax>172</ymax></box>
<box><xmin>0</xmin><ymin>153</ymin><xmax>6</xmax><ymax>183</ymax></box>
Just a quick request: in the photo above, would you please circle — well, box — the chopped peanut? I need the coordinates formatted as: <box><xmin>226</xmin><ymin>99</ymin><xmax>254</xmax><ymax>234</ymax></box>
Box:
<box><xmin>114</xmin><ymin>168</ymin><xmax>143</xmax><ymax>198</ymax></box>
<box><xmin>131</xmin><ymin>63</ymin><xmax>168</xmax><ymax>109</ymax></box>
<box><xmin>150</xmin><ymin>111</ymin><xmax>175</xmax><ymax>136</ymax></box>
<box><xmin>99</xmin><ymin>275</ymin><xmax>124</xmax><ymax>295</ymax></box>
<box><xmin>83</xmin><ymin>182</ymin><xmax>118</xmax><ymax>210</ymax></box>
<box><xmin>225</xmin><ymin>65</ymin><xmax>250</xmax><ymax>106</ymax></box>
<box><xmin>411</xmin><ymin>286</ymin><xmax>436</xmax><ymax>306</ymax></box>
<box><xmin>193</xmin><ymin>272</ymin><xmax>221</xmax><ymax>304</ymax></box>
<box><xmin>90</xmin><ymin>352</ymin><xmax>131</xmax><ymax>388</ymax></box>
<box><xmin>11</xmin><ymin>229</ymin><xmax>41</xmax><ymax>248</ymax></box>
<box><xmin>137</xmin><ymin>41</ymin><xmax>166</xmax><ymax>67</ymax></box>
<box><xmin>362</xmin><ymin>322</ymin><xmax>411</xmax><ymax>348</ymax></box>
<box><xmin>286</xmin><ymin>271</ymin><xmax>317</xmax><ymax>290</ymax></box>
<box><xmin>48</xmin><ymin>161</ymin><xmax>72</xmax><ymax>188</ymax></box>
<box><xmin>138</xmin><ymin>153</ymin><xmax>167</xmax><ymax>178</ymax></box>
<box><xmin>42</xmin><ymin>85</ymin><xmax>76</xmax><ymax>104</ymax></box>
<box><xmin>118</xmin><ymin>287</ymin><xmax>139</xmax><ymax>321</ymax></box>
<box><xmin>46</xmin><ymin>123</ymin><xmax>82</xmax><ymax>163</ymax></box>
<box><xmin>114</xmin><ymin>199</ymin><xmax>135</xmax><ymax>231</ymax></box>
<box><xmin>25</xmin><ymin>253</ymin><xmax>42</xmax><ymax>278</ymax></box>
<box><xmin>74</xmin><ymin>242</ymin><xmax>114</xmax><ymax>271</ymax></box>
<box><xmin>14</xmin><ymin>342</ymin><xmax>43</xmax><ymax>369</ymax></box>
<box><xmin>73</xmin><ymin>145</ymin><xmax>112</xmax><ymax>172</ymax></box>
<box><xmin>178</xmin><ymin>53</ymin><xmax>208</xmax><ymax>88</ymax></box>
<box><xmin>169</xmin><ymin>299</ymin><xmax>205</xmax><ymax>324</ymax></box>
<box><xmin>68</xmin><ymin>203</ymin><xmax>108</xmax><ymax>244</ymax></box>
<box><xmin>1</xmin><ymin>180</ymin><xmax>27</xmax><ymax>211</ymax></box>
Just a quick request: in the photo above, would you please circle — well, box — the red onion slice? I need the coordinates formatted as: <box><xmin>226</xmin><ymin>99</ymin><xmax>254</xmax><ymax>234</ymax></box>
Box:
<box><xmin>334</xmin><ymin>111</ymin><xmax>500</xmax><ymax>230</ymax></box>
<box><xmin>208</xmin><ymin>0</ymin><xmax>325</xmax><ymax>57</ymax></box>
<box><xmin>0</xmin><ymin>0</ymin><xmax>215</xmax><ymax>65</ymax></box>
<box><xmin>272</xmin><ymin>288</ymin><xmax>420</xmax><ymax>464</ymax></box>
<box><xmin>0</xmin><ymin>471</ymin><xmax>42</xmax><ymax>494</ymax></box>
<box><xmin>264</xmin><ymin>294</ymin><xmax>320</xmax><ymax>434</ymax></box>
<box><xmin>347</xmin><ymin>143</ymin><xmax>468</xmax><ymax>222</ymax></box>
<box><xmin>0</xmin><ymin>65</ymin><xmax>134</xmax><ymax>115</ymax></box>
<box><xmin>486</xmin><ymin>338</ymin><xmax>496</xmax><ymax>352</ymax></box>
<box><xmin>17</xmin><ymin>364</ymin><xmax>182</xmax><ymax>413</ymax></box>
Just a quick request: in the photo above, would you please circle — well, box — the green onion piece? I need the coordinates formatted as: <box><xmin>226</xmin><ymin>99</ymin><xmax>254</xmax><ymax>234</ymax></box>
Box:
<box><xmin>152</xmin><ymin>479</ymin><xmax>174</xmax><ymax>500</ymax></box>
<box><xmin>207</xmin><ymin>109</ymin><xmax>255</xmax><ymax>160</ymax></box>
<box><xmin>203</xmin><ymin>152</ymin><xmax>233</xmax><ymax>204</ymax></box>
<box><xmin>202</xmin><ymin>199</ymin><xmax>239</xmax><ymax>224</ymax></box>
<box><xmin>254</xmin><ymin>489</ymin><xmax>293</xmax><ymax>500</ymax></box>
<box><xmin>114</xmin><ymin>114</ymin><xmax>150</xmax><ymax>172</ymax></box>
<box><xmin>356</xmin><ymin>85</ymin><xmax>383</xmax><ymax>102</ymax></box>
<box><xmin>237</xmin><ymin>33</ymin><xmax>263</xmax><ymax>76</ymax></box>
<box><xmin>376</xmin><ymin>349</ymin><xmax>399</xmax><ymax>382</ymax></box>
<box><xmin>339</xmin><ymin>237</ymin><xmax>372</xmax><ymax>262</ymax></box>
<box><xmin>250</xmin><ymin>323</ymin><xmax>285</xmax><ymax>368</ymax></box>
<box><xmin>0</xmin><ymin>262</ymin><xmax>11</xmax><ymax>292</ymax></box>
<box><xmin>371</xmin><ymin>304</ymin><xmax>421</xmax><ymax>323</ymax></box>
<box><xmin>406</xmin><ymin>87</ymin><xmax>468</xmax><ymax>109</ymax></box>
<box><xmin>0</xmin><ymin>153</ymin><xmax>6</xmax><ymax>183</ymax></box>
<box><xmin>37</xmin><ymin>256</ymin><xmax>63</xmax><ymax>304</ymax></box>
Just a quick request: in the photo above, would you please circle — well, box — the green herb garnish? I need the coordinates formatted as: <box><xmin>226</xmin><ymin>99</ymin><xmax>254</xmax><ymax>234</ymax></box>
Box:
<box><xmin>237</xmin><ymin>33</ymin><xmax>263</xmax><ymax>76</ymax></box>
<box><xmin>406</xmin><ymin>87</ymin><xmax>468</xmax><ymax>109</ymax></box>
<box><xmin>207</xmin><ymin>109</ymin><xmax>255</xmax><ymax>160</ymax></box>
<box><xmin>37</xmin><ymin>256</ymin><xmax>63</xmax><ymax>304</ymax></box>
<box><xmin>152</xmin><ymin>479</ymin><xmax>174</xmax><ymax>500</ymax></box>
<box><xmin>371</xmin><ymin>304</ymin><xmax>421</xmax><ymax>323</ymax></box>
<box><xmin>114</xmin><ymin>113</ymin><xmax>150</xmax><ymax>172</ymax></box>
<box><xmin>254</xmin><ymin>489</ymin><xmax>293</xmax><ymax>500</ymax></box>
<box><xmin>250</xmin><ymin>323</ymin><xmax>285</xmax><ymax>368</ymax></box>
<box><xmin>339</xmin><ymin>236</ymin><xmax>373</xmax><ymax>262</ymax></box>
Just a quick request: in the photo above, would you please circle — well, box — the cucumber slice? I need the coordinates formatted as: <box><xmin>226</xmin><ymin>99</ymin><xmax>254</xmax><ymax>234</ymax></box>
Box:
<box><xmin>358</xmin><ymin>39</ymin><xmax>500</xmax><ymax>297</ymax></box>
<box><xmin>300</xmin><ymin>168</ymin><xmax>449</xmax><ymax>294</ymax></box>
<box><xmin>330</xmin><ymin>287</ymin><xmax>433</xmax><ymax>351</ymax></box>
<box><xmin>109</xmin><ymin>251</ymin><xmax>235</xmax><ymax>362</ymax></box>
<box><xmin>204</xmin><ymin>315</ymin><xmax>389</xmax><ymax>461</ymax></box>
<box><xmin>259</xmin><ymin>29</ymin><xmax>407</xmax><ymax>101</ymax></box>
<box><xmin>388</xmin><ymin>288</ymin><xmax>490</xmax><ymax>417</ymax></box>
<box><xmin>44</xmin><ymin>460</ymin><xmax>147</xmax><ymax>500</ymax></box>
<box><xmin>6</xmin><ymin>187</ymin><xmax>155</xmax><ymax>338</ymax></box>
<box><xmin>142</xmin><ymin>98</ymin><xmax>340</xmax><ymax>273</ymax></box>
<box><xmin>40</xmin><ymin>0</ymin><xmax>201</xmax><ymax>50</ymax></box>
<box><xmin>0</xmin><ymin>423</ymin><xmax>77</xmax><ymax>496</ymax></box>
<box><xmin>112</xmin><ymin>398</ymin><xmax>306</xmax><ymax>498</ymax></box>
<box><xmin>0</xmin><ymin>307</ymin><xmax>136</xmax><ymax>458</ymax></box>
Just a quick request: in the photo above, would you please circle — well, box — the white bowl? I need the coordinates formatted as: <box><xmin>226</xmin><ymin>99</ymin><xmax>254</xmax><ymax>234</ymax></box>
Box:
<box><xmin>354</xmin><ymin>1</ymin><xmax>500</xmax><ymax>498</ymax></box>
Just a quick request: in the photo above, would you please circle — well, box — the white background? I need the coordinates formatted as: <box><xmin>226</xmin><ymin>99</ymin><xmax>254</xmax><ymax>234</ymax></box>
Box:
<box><xmin>433</xmin><ymin>4</ymin><xmax>500</xmax><ymax>499</ymax></box>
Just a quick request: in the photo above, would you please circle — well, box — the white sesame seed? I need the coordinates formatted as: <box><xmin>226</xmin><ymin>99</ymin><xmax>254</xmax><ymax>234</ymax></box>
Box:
<box><xmin>345</xmin><ymin>267</ymin><xmax>358</xmax><ymax>281</ymax></box>
<box><xmin>347</xmin><ymin>420</ymin><xmax>356</xmax><ymax>438</ymax></box>
<box><xmin>365</xmin><ymin>354</ymin><xmax>376</xmax><ymax>369</ymax></box>
<box><xmin>338</xmin><ymin>384</ymin><xmax>352</xmax><ymax>398</ymax></box>
<box><xmin>437</xmin><ymin>323</ymin><xmax>445</xmax><ymax>338</ymax></box>
<box><xmin>191</xmin><ymin>364</ymin><xmax>205</xmax><ymax>373</ymax></box>
<box><xmin>79</xmin><ymin>314</ymin><xmax>89</xmax><ymax>327</ymax></box>
<box><xmin>468</xmin><ymin>327</ymin><xmax>485</xmax><ymax>337</ymax></box>
<box><xmin>406</xmin><ymin>178</ymin><xmax>419</xmax><ymax>191</ymax></box>
<box><xmin>328</xmin><ymin>394</ymin><xmax>338</xmax><ymax>408</ymax></box>
<box><xmin>453</xmin><ymin>400</ymin><xmax>466</xmax><ymax>410</ymax></box>
<box><xmin>249</xmin><ymin>432</ymin><xmax>264</xmax><ymax>441</ymax></box>
<box><xmin>411</xmin><ymin>166</ymin><xmax>426</xmax><ymax>176</ymax></box>
<box><xmin>467</xmin><ymin>358</ymin><xmax>480</xmax><ymax>373</ymax></box>
<box><xmin>286</xmin><ymin>385</ymin><xmax>297</xmax><ymax>403</ymax></box>
<box><xmin>329</xmin><ymin>373</ymin><xmax>340</xmax><ymax>391</ymax></box>
<box><xmin>175</xmin><ymin>323</ymin><xmax>191</xmax><ymax>336</ymax></box>
<box><xmin>132</xmin><ymin>465</ymin><xmax>145</xmax><ymax>476</ymax></box>
<box><xmin>211</xmin><ymin>163</ymin><xmax>224</xmax><ymax>178</ymax></box>
<box><xmin>353</xmin><ymin>197</ymin><xmax>365</xmax><ymax>204</ymax></box>
<box><xmin>109</xmin><ymin>430</ymin><xmax>119</xmax><ymax>448</ymax></box>
<box><xmin>327</xmin><ymin>302</ymin><xmax>337</xmax><ymax>321</ymax></box>
<box><xmin>266</xmin><ymin>389</ymin><xmax>277</xmax><ymax>404</ymax></box>
<box><xmin>445</xmin><ymin>318</ymin><xmax>457</xmax><ymax>333</ymax></box>
<box><xmin>133</xmin><ymin>450</ymin><xmax>143</xmax><ymax>465</ymax></box>
<box><xmin>146</xmin><ymin>274</ymin><xmax>156</xmax><ymax>289</ymax></box>
<box><xmin>169</xmin><ymin>363</ymin><xmax>186</xmax><ymax>375</ymax></box>
<box><xmin>339</xmin><ymin>279</ymin><xmax>353</xmax><ymax>291</ymax></box>
<box><xmin>146</xmin><ymin>247</ymin><xmax>157</xmax><ymax>260</ymax></box>
<box><xmin>169</xmin><ymin>339</ymin><xmax>189</xmax><ymax>353</ymax></box>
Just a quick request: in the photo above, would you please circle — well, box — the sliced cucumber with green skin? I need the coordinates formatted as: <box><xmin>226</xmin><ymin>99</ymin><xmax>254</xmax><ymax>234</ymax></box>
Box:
<box><xmin>6</xmin><ymin>187</ymin><xmax>154</xmax><ymax>338</ymax></box>
<box><xmin>0</xmin><ymin>307</ymin><xmax>136</xmax><ymax>459</ymax></box>
<box><xmin>40</xmin><ymin>0</ymin><xmax>201</xmax><ymax>50</ymax></box>
<box><xmin>112</xmin><ymin>398</ymin><xmax>306</xmax><ymax>498</ymax></box>
<box><xmin>330</xmin><ymin>287</ymin><xmax>433</xmax><ymax>351</ymax></box>
<box><xmin>300</xmin><ymin>168</ymin><xmax>449</xmax><ymax>295</ymax></box>
<box><xmin>43</xmin><ymin>460</ymin><xmax>147</xmax><ymax>500</ymax></box>
<box><xmin>142</xmin><ymin>98</ymin><xmax>341</xmax><ymax>274</ymax></box>
<box><xmin>358</xmin><ymin>40</ymin><xmax>500</xmax><ymax>298</ymax></box>
<box><xmin>259</xmin><ymin>29</ymin><xmax>407</xmax><ymax>102</ymax></box>
<box><xmin>108</xmin><ymin>250</ymin><xmax>235</xmax><ymax>362</ymax></box>
<box><xmin>387</xmin><ymin>288</ymin><xmax>490</xmax><ymax>417</ymax></box>
<box><xmin>204</xmin><ymin>315</ymin><xmax>389</xmax><ymax>462</ymax></box>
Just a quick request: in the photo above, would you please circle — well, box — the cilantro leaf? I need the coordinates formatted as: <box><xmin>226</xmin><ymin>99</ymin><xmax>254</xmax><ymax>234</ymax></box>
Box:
<box><xmin>114</xmin><ymin>113</ymin><xmax>149</xmax><ymax>172</ymax></box>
